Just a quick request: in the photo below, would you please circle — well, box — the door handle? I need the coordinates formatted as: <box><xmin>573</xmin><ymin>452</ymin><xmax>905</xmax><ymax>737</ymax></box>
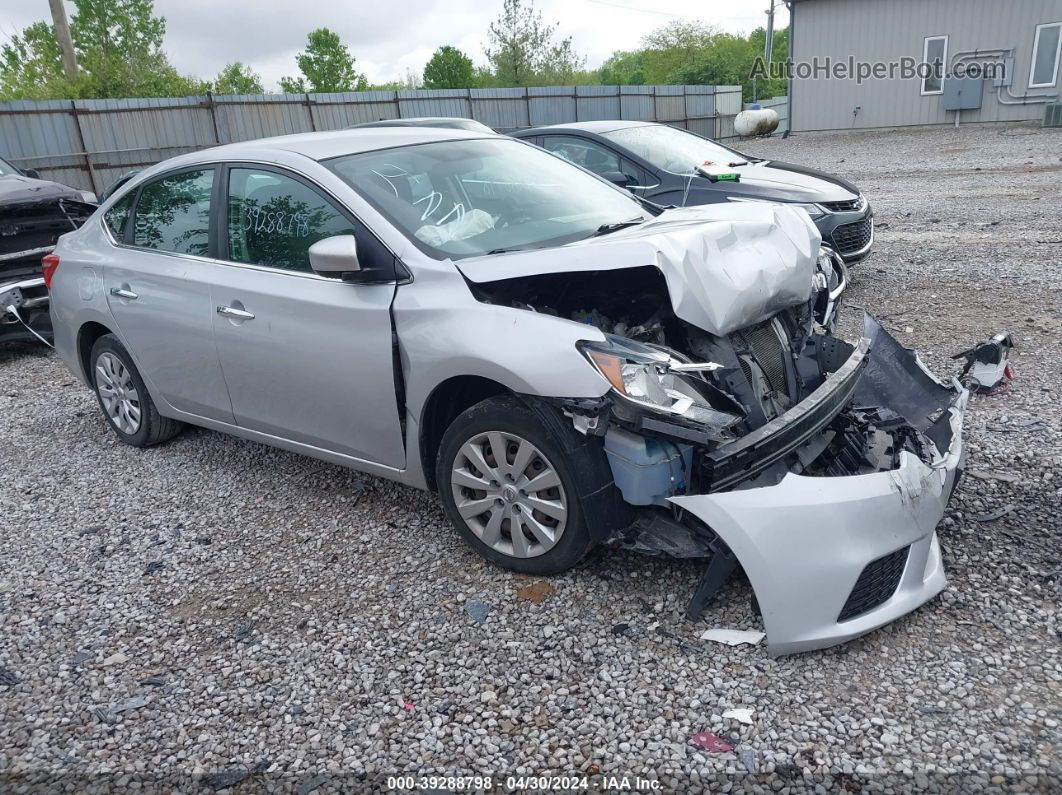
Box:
<box><xmin>109</xmin><ymin>287</ymin><xmax>138</xmax><ymax>300</ymax></box>
<box><xmin>217</xmin><ymin>305</ymin><xmax>255</xmax><ymax>320</ymax></box>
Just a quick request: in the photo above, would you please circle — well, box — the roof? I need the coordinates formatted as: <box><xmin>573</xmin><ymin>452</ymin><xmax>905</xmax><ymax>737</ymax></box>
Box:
<box><xmin>513</xmin><ymin>119</ymin><xmax>656</xmax><ymax>136</ymax></box>
<box><xmin>193</xmin><ymin>126</ymin><xmax>497</xmax><ymax>163</ymax></box>
<box><xmin>348</xmin><ymin>116</ymin><xmax>496</xmax><ymax>133</ymax></box>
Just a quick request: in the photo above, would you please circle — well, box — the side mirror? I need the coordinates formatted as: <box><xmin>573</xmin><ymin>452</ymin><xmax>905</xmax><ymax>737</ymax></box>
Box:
<box><xmin>309</xmin><ymin>235</ymin><xmax>361</xmax><ymax>280</ymax></box>
<box><xmin>23</xmin><ymin>168</ymin><xmax>41</xmax><ymax>179</ymax></box>
<box><xmin>600</xmin><ymin>170</ymin><xmax>632</xmax><ymax>189</ymax></box>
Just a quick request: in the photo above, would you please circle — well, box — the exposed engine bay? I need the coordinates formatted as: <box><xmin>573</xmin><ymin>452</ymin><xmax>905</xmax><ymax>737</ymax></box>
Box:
<box><xmin>471</xmin><ymin>248</ymin><xmax>967</xmax><ymax>654</ymax></box>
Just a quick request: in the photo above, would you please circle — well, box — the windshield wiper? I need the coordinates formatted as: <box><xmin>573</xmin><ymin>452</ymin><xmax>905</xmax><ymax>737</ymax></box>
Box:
<box><xmin>590</xmin><ymin>217</ymin><xmax>645</xmax><ymax>237</ymax></box>
<box><xmin>486</xmin><ymin>247</ymin><xmax>523</xmax><ymax>255</ymax></box>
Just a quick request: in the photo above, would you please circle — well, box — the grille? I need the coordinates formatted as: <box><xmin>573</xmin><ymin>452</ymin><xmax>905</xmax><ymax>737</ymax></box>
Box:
<box><xmin>820</xmin><ymin>196</ymin><xmax>864</xmax><ymax>212</ymax></box>
<box><xmin>736</xmin><ymin>320</ymin><xmax>788</xmax><ymax>395</ymax></box>
<box><xmin>838</xmin><ymin>546</ymin><xmax>909</xmax><ymax>621</ymax></box>
<box><xmin>832</xmin><ymin>217</ymin><xmax>873</xmax><ymax>255</ymax></box>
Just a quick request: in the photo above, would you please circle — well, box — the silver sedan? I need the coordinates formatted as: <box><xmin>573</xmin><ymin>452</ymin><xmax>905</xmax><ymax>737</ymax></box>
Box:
<box><xmin>48</xmin><ymin>127</ymin><xmax>967</xmax><ymax>655</ymax></box>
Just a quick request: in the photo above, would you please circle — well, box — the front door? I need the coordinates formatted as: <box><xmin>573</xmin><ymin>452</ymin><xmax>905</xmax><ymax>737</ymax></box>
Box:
<box><xmin>209</xmin><ymin>165</ymin><xmax>405</xmax><ymax>468</ymax></box>
<box><xmin>104</xmin><ymin>167</ymin><xmax>235</xmax><ymax>423</ymax></box>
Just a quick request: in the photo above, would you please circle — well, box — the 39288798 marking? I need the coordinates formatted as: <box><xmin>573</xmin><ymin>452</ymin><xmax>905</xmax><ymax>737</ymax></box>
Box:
<box><xmin>386</xmin><ymin>775</ymin><xmax>496</xmax><ymax>791</ymax></box>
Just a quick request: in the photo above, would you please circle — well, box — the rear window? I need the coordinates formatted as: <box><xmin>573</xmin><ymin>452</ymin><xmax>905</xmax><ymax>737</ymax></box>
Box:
<box><xmin>104</xmin><ymin>193</ymin><xmax>134</xmax><ymax>240</ymax></box>
<box><xmin>132</xmin><ymin>169</ymin><xmax>214</xmax><ymax>256</ymax></box>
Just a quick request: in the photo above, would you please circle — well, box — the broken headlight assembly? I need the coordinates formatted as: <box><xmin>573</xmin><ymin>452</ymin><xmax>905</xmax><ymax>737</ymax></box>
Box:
<box><xmin>579</xmin><ymin>335</ymin><xmax>741</xmax><ymax>428</ymax></box>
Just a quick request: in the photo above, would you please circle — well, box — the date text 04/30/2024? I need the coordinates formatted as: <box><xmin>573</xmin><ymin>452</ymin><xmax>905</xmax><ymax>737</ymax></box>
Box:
<box><xmin>386</xmin><ymin>775</ymin><xmax>662</xmax><ymax>791</ymax></box>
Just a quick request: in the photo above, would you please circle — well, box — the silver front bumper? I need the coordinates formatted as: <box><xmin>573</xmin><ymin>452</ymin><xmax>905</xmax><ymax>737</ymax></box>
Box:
<box><xmin>1</xmin><ymin>276</ymin><xmax>48</xmax><ymax>319</ymax></box>
<box><xmin>671</xmin><ymin>315</ymin><xmax>968</xmax><ymax>656</ymax></box>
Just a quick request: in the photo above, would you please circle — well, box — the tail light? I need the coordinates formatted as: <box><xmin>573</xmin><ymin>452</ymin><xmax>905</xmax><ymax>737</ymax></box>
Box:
<box><xmin>41</xmin><ymin>253</ymin><xmax>60</xmax><ymax>289</ymax></box>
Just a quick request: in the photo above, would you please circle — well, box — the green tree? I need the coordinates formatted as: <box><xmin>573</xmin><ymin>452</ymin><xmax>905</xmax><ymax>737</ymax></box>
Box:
<box><xmin>213</xmin><ymin>61</ymin><xmax>264</xmax><ymax>94</ymax></box>
<box><xmin>0</xmin><ymin>0</ymin><xmax>205</xmax><ymax>100</ymax></box>
<box><xmin>0</xmin><ymin>21</ymin><xmax>65</xmax><ymax>99</ymax></box>
<box><xmin>280</xmin><ymin>28</ymin><xmax>367</xmax><ymax>93</ymax></box>
<box><xmin>422</xmin><ymin>46</ymin><xmax>474</xmax><ymax>89</ymax></box>
<box><xmin>484</xmin><ymin>0</ymin><xmax>585</xmax><ymax>87</ymax></box>
<box><xmin>598</xmin><ymin>50</ymin><xmax>646</xmax><ymax>85</ymax></box>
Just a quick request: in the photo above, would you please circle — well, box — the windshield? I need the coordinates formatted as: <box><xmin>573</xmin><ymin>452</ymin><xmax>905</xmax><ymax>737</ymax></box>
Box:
<box><xmin>327</xmin><ymin>138</ymin><xmax>645</xmax><ymax>259</ymax></box>
<box><xmin>0</xmin><ymin>157</ymin><xmax>17</xmax><ymax>176</ymax></box>
<box><xmin>603</xmin><ymin>125</ymin><xmax>751</xmax><ymax>176</ymax></box>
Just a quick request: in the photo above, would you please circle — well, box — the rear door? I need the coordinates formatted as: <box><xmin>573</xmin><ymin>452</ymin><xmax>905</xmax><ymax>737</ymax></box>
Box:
<box><xmin>103</xmin><ymin>168</ymin><xmax>235</xmax><ymax>423</ymax></box>
<box><xmin>209</xmin><ymin>164</ymin><xmax>405</xmax><ymax>468</ymax></box>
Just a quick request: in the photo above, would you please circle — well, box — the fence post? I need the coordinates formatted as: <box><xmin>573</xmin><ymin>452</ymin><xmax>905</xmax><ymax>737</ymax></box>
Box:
<box><xmin>305</xmin><ymin>93</ymin><xmax>316</xmax><ymax>131</ymax></box>
<box><xmin>69</xmin><ymin>100</ymin><xmax>97</xmax><ymax>194</ymax></box>
<box><xmin>206</xmin><ymin>91</ymin><xmax>221</xmax><ymax>145</ymax></box>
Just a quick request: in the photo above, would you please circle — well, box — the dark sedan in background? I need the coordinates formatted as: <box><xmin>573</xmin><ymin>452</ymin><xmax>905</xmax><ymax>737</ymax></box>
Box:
<box><xmin>1</xmin><ymin>155</ymin><xmax>96</xmax><ymax>344</ymax></box>
<box><xmin>512</xmin><ymin>121</ymin><xmax>874</xmax><ymax>263</ymax></box>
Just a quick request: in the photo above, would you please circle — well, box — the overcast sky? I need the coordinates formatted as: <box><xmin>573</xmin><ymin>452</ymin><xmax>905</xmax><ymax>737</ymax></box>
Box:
<box><xmin>0</xmin><ymin>0</ymin><xmax>789</xmax><ymax>88</ymax></box>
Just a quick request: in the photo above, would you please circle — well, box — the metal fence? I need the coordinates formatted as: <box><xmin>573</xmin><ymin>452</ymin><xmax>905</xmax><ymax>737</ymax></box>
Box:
<box><xmin>0</xmin><ymin>85</ymin><xmax>742</xmax><ymax>194</ymax></box>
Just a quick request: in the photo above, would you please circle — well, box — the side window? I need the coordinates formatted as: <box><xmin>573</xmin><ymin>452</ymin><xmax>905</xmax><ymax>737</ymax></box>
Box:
<box><xmin>543</xmin><ymin>135</ymin><xmax>621</xmax><ymax>175</ymax></box>
<box><xmin>226</xmin><ymin>168</ymin><xmax>357</xmax><ymax>273</ymax></box>
<box><xmin>104</xmin><ymin>192</ymin><xmax>134</xmax><ymax>241</ymax></box>
<box><xmin>133</xmin><ymin>169</ymin><xmax>213</xmax><ymax>255</ymax></box>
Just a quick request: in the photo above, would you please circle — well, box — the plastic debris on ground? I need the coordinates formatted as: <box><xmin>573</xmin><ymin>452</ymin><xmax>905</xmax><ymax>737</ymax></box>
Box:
<box><xmin>0</xmin><ymin>665</ymin><xmax>19</xmax><ymax>686</ymax></box>
<box><xmin>90</xmin><ymin>695</ymin><xmax>149</xmax><ymax>723</ymax></box>
<box><xmin>464</xmin><ymin>599</ymin><xmax>490</xmax><ymax>624</ymax></box>
<box><xmin>952</xmin><ymin>332</ymin><xmax>1014</xmax><ymax>393</ymax></box>
<box><xmin>973</xmin><ymin>504</ymin><xmax>1015</xmax><ymax>522</ymax></box>
<box><xmin>690</xmin><ymin>731</ymin><xmax>734</xmax><ymax>753</ymax></box>
<box><xmin>700</xmin><ymin>628</ymin><xmax>766</xmax><ymax>646</ymax></box>
<box><xmin>723</xmin><ymin>707</ymin><xmax>755</xmax><ymax>724</ymax></box>
<box><xmin>516</xmin><ymin>581</ymin><xmax>555</xmax><ymax>603</ymax></box>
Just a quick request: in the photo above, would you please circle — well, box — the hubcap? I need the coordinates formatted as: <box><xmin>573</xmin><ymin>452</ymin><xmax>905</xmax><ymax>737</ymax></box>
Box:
<box><xmin>95</xmin><ymin>351</ymin><xmax>141</xmax><ymax>435</ymax></box>
<box><xmin>450</xmin><ymin>430</ymin><xmax>568</xmax><ymax>559</ymax></box>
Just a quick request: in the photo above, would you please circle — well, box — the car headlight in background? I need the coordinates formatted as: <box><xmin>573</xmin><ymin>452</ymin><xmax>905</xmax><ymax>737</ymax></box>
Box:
<box><xmin>580</xmin><ymin>336</ymin><xmax>740</xmax><ymax>428</ymax></box>
<box><xmin>792</xmin><ymin>202</ymin><xmax>825</xmax><ymax>219</ymax></box>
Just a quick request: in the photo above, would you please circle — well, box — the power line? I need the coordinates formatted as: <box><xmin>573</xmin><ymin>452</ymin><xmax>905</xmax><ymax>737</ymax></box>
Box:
<box><xmin>580</xmin><ymin>0</ymin><xmax>687</xmax><ymax>18</ymax></box>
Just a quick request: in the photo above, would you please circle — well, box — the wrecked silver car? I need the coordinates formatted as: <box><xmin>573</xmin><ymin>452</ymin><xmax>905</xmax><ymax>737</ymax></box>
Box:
<box><xmin>48</xmin><ymin>128</ymin><xmax>966</xmax><ymax>655</ymax></box>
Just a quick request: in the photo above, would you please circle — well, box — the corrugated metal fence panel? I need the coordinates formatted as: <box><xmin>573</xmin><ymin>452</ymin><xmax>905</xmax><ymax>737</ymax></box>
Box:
<box><xmin>309</xmin><ymin>91</ymin><xmax>398</xmax><ymax>129</ymax></box>
<box><xmin>619</xmin><ymin>86</ymin><xmax>655</xmax><ymax>121</ymax></box>
<box><xmin>575</xmin><ymin>85</ymin><xmax>621</xmax><ymax>121</ymax></box>
<box><xmin>1</xmin><ymin>85</ymin><xmax>742</xmax><ymax>190</ymax></box>
<box><xmin>214</xmin><ymin>94</ymin><xmax>313</xmax><ymax>143</ymax></box>
<box><xmin>397</xmin><ymin>89</ymin><xmax>472</xmax><ymax>120</ymax></box>
<box><xmin>653</xmin><ymin>85</ymin><xmax>686</xmax><ymax>121</ymax></box>
<box><xmin>527</xmin><ymin>86</ymin><xmax>575</xmax><ymax>126</ymax></box>
<box><xmin>470</xmin><ymin>88</ymin><xmax>529</xmax><ymax>130</ymax></box>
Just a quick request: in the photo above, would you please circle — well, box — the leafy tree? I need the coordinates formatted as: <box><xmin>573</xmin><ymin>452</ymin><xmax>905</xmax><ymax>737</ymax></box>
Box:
<box><xmin>280</xmin><ymin>28</ymin><xmax>367</xmax><ymax>94</ymax></box>
<box><xmin>484</xmin><ymin>0</ymin><xmax>585</xmax><ymax>87</ymax></box>
<box><xmin>213</xmin><ymin>61</ymin><xmax>264</xmax><ymax>94</ymax></box>
<box><xmin>422</xmin><ymin>46</ymin><xmax>474</xmax><ymax>89</ymax></box>
<box><xmin>0</xmin><ymin>0</ymin><xmax>205</xmax><ymax>99</ymax></box>
<box><xmin>598</xmin><ymin>50</ymin><xmax>647</xmax><ymax>86</ymax></box>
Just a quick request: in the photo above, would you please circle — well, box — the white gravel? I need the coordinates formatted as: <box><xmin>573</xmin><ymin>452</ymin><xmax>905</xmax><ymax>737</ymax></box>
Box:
<box><xmin>1</xmin><ymin>121</ymin><xmax>1060</xmax><ymax>793</ymax></box>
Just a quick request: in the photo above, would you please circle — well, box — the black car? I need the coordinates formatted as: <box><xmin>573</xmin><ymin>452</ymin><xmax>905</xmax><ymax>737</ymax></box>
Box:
<box><xmin>0</xmin><ymin>155</ymin><xmax>96</xmax><ymax>344</ymax></box>
<box><xmin>512</xmin><ymin>121</ymin><xmax>874</xmax><ymax>263</ymax></box>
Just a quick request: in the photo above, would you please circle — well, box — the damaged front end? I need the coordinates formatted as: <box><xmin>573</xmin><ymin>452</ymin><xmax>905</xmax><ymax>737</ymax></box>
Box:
<box><xmin>1</xmin><ymin>197</ymin><xmax>95</xmax><ymax>343</ymax></box>
<box><xmin>467</xmin><ymin>219</ymin><xmax>963</xmax><ymax>655</ymax></box>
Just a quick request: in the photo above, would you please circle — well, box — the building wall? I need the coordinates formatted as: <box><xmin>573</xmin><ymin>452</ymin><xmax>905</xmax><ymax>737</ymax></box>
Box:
<box><xmin>790</xmin><ymin>0</ymin><xmax>1062</xmax><ymax>131</ymax></box>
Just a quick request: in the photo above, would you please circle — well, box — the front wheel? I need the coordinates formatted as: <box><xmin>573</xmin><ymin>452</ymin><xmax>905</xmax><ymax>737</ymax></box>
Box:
<box><xmin>436</xmin><ymin>396</ymin><xmax>601</xmax><ymax>576</ymax></box>
<box><xmin>89</xmin><ymin>334</ymin><xmax>183</xmax><ymax>447</ymax></box>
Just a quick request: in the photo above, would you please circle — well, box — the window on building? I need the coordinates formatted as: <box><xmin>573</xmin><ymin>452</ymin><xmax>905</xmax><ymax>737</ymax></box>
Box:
<box><xmin>1030</xmin><ymin>22</ymin><xmax>1062</xmax><ymax>88</ymax></box>
<box><xmin>921</xmin><ymin>35</ymin><xmax>948</xmax><ymax>95</ymax></box>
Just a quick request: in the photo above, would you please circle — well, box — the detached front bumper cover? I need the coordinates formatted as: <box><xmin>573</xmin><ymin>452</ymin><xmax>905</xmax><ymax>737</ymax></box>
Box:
<box><xmin>671</xmin><ymin>314</ymin><xmax>967</xmax><ymax>656</ymax></box>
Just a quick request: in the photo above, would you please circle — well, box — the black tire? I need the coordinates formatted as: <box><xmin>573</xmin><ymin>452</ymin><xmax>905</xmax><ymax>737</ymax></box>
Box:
<box><xmin>436</xmin><ymin>395</ymin><xmax>609</xmax><ymax>576</ymax></box>
<box><xmin>89</xmin><ymin>334</ymin><xmax>183</xmax><ymax>447</ymax></box>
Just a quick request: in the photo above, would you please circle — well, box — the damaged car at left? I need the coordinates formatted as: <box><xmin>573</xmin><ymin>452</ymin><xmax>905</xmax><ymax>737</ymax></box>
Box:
<box><xmin>1</xmin><ymin>156</ymin><xmax>96</xmax><ymax>344</ymax></box>
<box><xmin>48</xmin><ymin>127</ymin><xmax>967</xmax><ymax>655</ymax></box>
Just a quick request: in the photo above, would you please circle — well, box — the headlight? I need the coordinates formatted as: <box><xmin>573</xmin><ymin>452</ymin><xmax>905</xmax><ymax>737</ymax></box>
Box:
<box><xmin>580</xmin><ymin>336</ymin><xmax>740</xmax><ymax>427</ymax></box>
<box><xmin>792</xmin><ymin>202</ymin><xmax>825</xmax><ymax>219</ymax></box>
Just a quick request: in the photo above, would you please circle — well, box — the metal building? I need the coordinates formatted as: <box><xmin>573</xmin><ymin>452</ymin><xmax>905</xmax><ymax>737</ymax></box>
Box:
<box><xmin>786</xmin><ymin>0</ymin><xmax>1062</xmax><ymax>131</ymax></box>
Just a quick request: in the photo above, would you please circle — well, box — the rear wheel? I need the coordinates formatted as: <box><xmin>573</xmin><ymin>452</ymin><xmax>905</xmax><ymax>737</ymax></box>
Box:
<box><xmin>436</xmin><ymin>396</ymin><xmax>598</xmax><ymax>575</ymax></box>
<box><xmin>90</xmin><ymin>334</ymin><xmax>182</xmax><ymax>447</ymax></box>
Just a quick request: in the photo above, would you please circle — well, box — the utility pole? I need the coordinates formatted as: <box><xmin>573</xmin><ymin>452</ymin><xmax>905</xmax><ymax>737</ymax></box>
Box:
<box><xmin>765</xmin><ymin>0</ymin><xmax>776</xmax><ymax>62</ymax></box>
<box><xmin>48</xmin><ymin>0</ymin><xmax>79</xmax><ymax>79</ymax></box>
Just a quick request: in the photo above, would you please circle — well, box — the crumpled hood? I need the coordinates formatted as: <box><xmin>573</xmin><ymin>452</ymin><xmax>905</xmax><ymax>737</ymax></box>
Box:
<box><xmin>456</xmin><ymin>202</ymin><xmax>822</xmax><ymax>337</ymax></box>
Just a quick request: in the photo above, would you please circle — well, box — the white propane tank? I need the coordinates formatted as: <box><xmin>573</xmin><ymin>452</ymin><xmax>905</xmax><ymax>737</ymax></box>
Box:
<box><xmin>734</xmin><ymin>104</ymin><xmax>780</xmax><ymax>137</ymax></box>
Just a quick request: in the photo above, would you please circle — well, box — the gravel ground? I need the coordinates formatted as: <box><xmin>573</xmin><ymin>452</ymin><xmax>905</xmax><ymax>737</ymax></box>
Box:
<box><xmin>1</xmin><ymin>121</ymin><xmax>1060</xmax><ymax>793</ymax></box>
